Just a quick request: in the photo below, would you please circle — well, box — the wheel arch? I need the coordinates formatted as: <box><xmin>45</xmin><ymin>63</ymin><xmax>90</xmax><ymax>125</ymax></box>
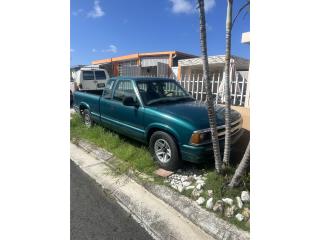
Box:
<box><xmin>79</xmin><ymin>102</ymin><xmax>90</xmax><ymax>114</ymax></box>
<box><xmin>146</xmin><ymin>125</ymin><xmax>180</xmax><ymax>146</ymax></box>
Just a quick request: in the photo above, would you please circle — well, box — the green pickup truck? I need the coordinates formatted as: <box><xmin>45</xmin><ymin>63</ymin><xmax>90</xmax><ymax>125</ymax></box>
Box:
<box><xmin>73</xmin><ymin>77</ymin><xmax>243</xmax><ymax>170</ymax></box>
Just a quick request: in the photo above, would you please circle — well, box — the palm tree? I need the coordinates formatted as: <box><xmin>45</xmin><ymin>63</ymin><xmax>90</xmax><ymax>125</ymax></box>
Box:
<box><xmin>222</xmin><ymin>0</ymin><xmax>233</xmax><ymax>168</ymax></box>
<box><xmin>228</xmin><ymin>0</ymin><xmax>251</xmax><ymax>187</ymax></box>
<box><xmin>197</xmin><ymin>0</ymin><xmax>222</xmax><ymax>173</ymax></box>
<box><xmin>232</xmin><ymin>0</ymin><xmax>250</xmax><ymax>28</ymax></box>
<box><xmin>229</xmin><ymin>142</ymin><xmax>250</xmax><ymax>187</ymax></box>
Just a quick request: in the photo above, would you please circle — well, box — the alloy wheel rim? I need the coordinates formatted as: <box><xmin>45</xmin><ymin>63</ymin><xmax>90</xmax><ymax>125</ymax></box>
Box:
<box><xmin>154</xmin><ymin>139</ymin><xmax>171</xmax><ymax>163</ymax></box>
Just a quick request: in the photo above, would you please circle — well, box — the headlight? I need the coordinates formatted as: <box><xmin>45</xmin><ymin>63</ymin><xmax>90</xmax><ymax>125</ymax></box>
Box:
<box><xmin>190</xmin><ymin>130</ymin><xmax>211</xmax><ymax>145</ymax></box>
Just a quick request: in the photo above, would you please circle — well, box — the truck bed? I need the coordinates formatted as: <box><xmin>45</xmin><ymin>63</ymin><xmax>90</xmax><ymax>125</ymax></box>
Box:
<box><xmin>79</xmin><ymin>90</ymin><xmax>104</xmax><ymax>95</ymax></box>
<box><xmin>73</xmin><ymin>90</ymin><xmax>102</xmax><ymax>122</ymax></box>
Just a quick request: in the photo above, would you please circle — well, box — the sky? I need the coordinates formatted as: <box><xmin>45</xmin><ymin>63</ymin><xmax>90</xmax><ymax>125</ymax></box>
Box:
<box><xmin>70</xmin><ymin>0</ymin><xmax>250</xmax><ymax>66</ymax></box>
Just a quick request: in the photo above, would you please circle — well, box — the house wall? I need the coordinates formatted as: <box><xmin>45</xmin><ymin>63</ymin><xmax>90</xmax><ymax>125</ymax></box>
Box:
<box><xmin>93</xmin><ymin>52</ymin><xmax>197</xmax><ymax>77</ymax></box>
<box><xmin>231</xmin><ymin>106</ymin><xmax>250</xmax><ymax>130</ymax></box>
<box><xmin>140</xmin><ymin>56</ymin><xmax>169</xmax><ymax>67</ymax></box>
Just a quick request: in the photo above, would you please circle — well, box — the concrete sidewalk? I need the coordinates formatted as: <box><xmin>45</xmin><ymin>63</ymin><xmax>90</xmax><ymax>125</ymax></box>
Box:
<box><xmin>71</xmin><ymin>143</ymin><xmax>216</xmax><ymax>240</ymax></box>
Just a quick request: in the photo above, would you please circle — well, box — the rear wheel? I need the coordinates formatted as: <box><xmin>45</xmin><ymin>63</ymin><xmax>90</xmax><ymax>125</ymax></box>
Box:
<box><xmin>149</xmin><ymin>131</ymin><xmax>181</xmax><ymax>170</ymax></box>
<box><xmin>83</xmin><ymin>109</ymin><xmax>93</xmax><ymax>128</ymax></box>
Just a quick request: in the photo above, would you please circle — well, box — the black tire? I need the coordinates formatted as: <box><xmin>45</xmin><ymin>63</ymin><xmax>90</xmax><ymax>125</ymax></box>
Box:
<box><xmin>83</xmin><ymin>109</ymin><xmax>93</xmax><ymax>128</ymax></box>
<box><xmin>149</xmin><ymin>131</ymin><xmax>181</xmax><ymax>170</ymax></box>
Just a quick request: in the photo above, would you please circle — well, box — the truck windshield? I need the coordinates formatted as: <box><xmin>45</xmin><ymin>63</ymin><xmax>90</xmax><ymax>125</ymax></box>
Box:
<box><xmin>136</xmin><ymin>80</ymin><xmax>193</xmax><ymax>106</ymax></box>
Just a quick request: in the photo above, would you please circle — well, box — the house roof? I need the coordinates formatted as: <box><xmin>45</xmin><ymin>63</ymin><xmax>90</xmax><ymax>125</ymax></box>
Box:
<box><xmin>92</xmin><ymin>51</ymin><xmax>198</xmax><ymax>65</ymax></box>
<box><xmin>178</xmin><ymin>55</ymin><xmax>250</xmax><ymax>69</ymax></box>
<box><xmin>109</xmin><ymin>76</ymin><xmax>174</xmax><ymax>81</ymax></box>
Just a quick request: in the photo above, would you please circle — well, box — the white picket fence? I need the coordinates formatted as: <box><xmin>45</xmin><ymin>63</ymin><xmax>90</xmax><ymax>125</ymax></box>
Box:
<box><xmin>178</xmin><ymin>71</ymin><xmax>249</xmax><ymax>107</ymax></box>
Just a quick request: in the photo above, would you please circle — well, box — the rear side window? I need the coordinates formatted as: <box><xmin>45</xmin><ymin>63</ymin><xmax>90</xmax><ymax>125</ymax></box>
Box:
<box><xmin>113</xmin><ymin>80</ymin><xmax>138</xmax><ymax>102</ymax></box>
<box><xmin>102</xmin><ymin>79</ymin><xmax>115</xmax><ymax>99</ymax></box>
<box><xmin>83</xmin><ymin>71</ymin><xmax>94</xmax><ymax>80</ymax></box>
<box><xmin>95</xmin><ymin>71</ymin><xmax>106</xmax><ymax>80</ymax></box>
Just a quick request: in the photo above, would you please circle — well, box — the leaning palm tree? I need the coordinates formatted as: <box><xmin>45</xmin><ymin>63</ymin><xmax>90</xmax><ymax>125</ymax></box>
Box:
<box><xmin>222</xmin><ymin>0</ymin><xmax>233</xmax><ymax>167</ymax></box>
<box><xmin>197</xmin><ymin>0</ymin><xmax>222</xmax><ymax>173</ymax></box>
<box><xmin>229</xmin><ymin>142</ymin><xmax>250</xmax><ymax>187</ymax></box>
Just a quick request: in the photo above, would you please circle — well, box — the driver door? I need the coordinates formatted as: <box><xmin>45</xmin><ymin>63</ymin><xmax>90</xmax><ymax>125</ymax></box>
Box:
<box><xmin>106</xmin><ymin>80</ymin><xmax>145</xmax><ymax>141</ymax></box>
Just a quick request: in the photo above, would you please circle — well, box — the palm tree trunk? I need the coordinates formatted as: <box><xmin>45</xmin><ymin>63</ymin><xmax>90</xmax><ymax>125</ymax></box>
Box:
<box><xmin>222</xmin><ymin>0</ymin><xmax>233</xmax><ymax>167</ymax></box>
<box><xmin>197</xmin><ymin>0</ymin><xmax>222</xmax><ymax>173</ymax></box>
<box><xmin>229</xmin><ymin>142</ymin><xmax>250</xmax><ymax>188</ymax></box>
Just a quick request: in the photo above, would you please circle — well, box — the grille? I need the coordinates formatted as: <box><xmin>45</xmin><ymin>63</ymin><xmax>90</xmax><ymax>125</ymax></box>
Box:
<box><xmin>191</xmin><ymin>117</ymin><xmax>243</xmax><ymax>145</ymax></box>
<box><xmin>217</xmin><ymin>118</ymin><xmax>243</xmax><ymax>139</ymax></box>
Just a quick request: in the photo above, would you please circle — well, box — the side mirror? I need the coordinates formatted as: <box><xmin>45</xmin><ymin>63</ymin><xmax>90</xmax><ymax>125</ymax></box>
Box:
<box><xmin>123</xmin><ymin>96</ymin><xmax>138</xmax><ymax>107</ymax></box>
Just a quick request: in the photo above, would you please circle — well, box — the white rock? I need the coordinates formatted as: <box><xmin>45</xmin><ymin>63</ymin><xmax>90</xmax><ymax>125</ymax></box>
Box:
<box><xmin>171</xmin><ymin>184</ymin><xmax>178</xmax><ymax>190</ymax></box>
<box><xmin>235</xmin><ymin>213</ymin><xmax>244</xmax><ymax>222</ymax></box>
<box><xmin>196</xmin><ymin>197</ymin><xmax>205</xmax><ymax>205</ymax></box>
<box><xmin>212</xmin><ymin>200</ymin><xmax>224</xmax><ymax>213</ymax></box>
<box><xmin>192</xmin><ymin>188</ymin><xmax>203</xmax><ymax>198</ymax></box>
<box><xmin>196</xmin><ymin>179</ymin><xmax>205</xmax><ymax>185</ymax></box>
<box><xmin>222</xmin><ymin>198</ymin><xmax>233</xmax><ymax>206</ymax></box>
<box><xmin>197</xmin><ymin>183</ymin><xmax>205</xmax><ymax>190</ymax></box>
<box><xmin>177</xmin><ymin>185</ymin><xmax>184</xmax><ymax>193</ymax></box>
<box><xmin>182</xmin><ymin>181</ymin><xmax>192</xmax><ymax>187</ymax></box>
<box><xmin>194</xmin><ymin>175</ymin><xmax>203</xmax><ymax>181</ymax></box>
<box><xmin>236</xmin><ymin>196</ymin><xmax>243</xmax><ymax>209</ymax></box>
<box><xmin>242</xmin><ymin>208</ymin><xmax>250</xmax><ymax>219</ymax></box>
<box><xmin>225</xmin><ymin>205</ymin><xmax>237</xmax><ymax>218</ymax></box>
<box><xmin>207</xmin><ymin>190</ymin><xmax>213</xmax><ymax>197</ymax></box>
<box><xmin>241</xmin><ymin>191</ymin><xmax>250</xmax><ymax>202</ymax></box>
<box><xmin>181</xmin><ymin>176</ymin><xmax>188</xmax><ymax>182</ymax></box>
<box><xmin>186</xmin><ymin>185</ymin><xmax>195</xmax><ymax>190</ymax></box>
<box><xmin>206</xmin><ymin>198</ymin><xmax>213</xmax><ymax>209</ymax></box>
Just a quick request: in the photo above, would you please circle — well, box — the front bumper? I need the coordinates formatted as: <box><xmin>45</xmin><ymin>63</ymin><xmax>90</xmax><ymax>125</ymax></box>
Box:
<box><xmin>180</xmin><ymin>128</ymin><xmax>244</xmax><ymax>163</ymax></box>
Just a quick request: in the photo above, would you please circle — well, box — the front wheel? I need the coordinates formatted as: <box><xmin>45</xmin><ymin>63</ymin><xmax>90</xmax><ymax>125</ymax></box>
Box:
<box><xmin>149</xmin><ymin>131</ymin><xmax>181</xmax><ymax>170</ymax></box>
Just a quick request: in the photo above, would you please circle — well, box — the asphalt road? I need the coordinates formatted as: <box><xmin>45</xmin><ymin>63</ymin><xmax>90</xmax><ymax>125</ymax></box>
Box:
<box><xmin>71</xmin><ymin>160</ymin><xmax>153</xmax><ymax>240</ymax></box>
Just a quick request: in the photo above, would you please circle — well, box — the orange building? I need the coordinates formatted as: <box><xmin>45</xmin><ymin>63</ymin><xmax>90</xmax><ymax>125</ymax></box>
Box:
<box><xmin>91</xmin><ymin>51</ymin><xmax>197</xmax><ymax>79</ymax></box>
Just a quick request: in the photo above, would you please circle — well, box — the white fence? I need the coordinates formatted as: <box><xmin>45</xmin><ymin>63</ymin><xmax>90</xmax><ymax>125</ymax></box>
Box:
<box><xmin>178</xmin><ymin>71</ymin><xmax>249</xmax><ymax>107</ymax></box>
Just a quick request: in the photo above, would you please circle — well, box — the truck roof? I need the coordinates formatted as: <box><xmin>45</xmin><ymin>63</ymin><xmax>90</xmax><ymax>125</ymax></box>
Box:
<box><xmin>109</xmin><ymin>77</ymin><xmax>175</xmax><ymax>81</ymax></box>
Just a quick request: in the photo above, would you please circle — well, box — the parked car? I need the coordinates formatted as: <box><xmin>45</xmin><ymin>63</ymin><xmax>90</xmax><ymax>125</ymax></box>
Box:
<box><xmin>73</xmin><ymin>77</ymin><xmax>243</xmax><ymax>170</ymax></box>
<box><xmin>70</xmin><ymin>66</ymin><xmax>110</xmax><ymax>106</ymax></box>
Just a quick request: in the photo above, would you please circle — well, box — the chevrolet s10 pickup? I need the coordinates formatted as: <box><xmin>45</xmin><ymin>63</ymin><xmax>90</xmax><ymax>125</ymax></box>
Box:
<box><xmin>73</xmin><ymin>77</ymin><xmax>243</xmax><ymax>170</ymax></box>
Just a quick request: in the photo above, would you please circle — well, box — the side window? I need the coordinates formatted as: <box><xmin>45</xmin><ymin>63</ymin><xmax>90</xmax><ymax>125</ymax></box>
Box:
<box><xmin>82</xmin><ymin>71</ymin><xmax>94</xmax><ymax>80</ymax></box>
<box><xmin>113</xmin><ymin>80</ymin><xmax>138</xmax><ymax>102</ymax></box>
<box><xmin>102</xmin><ymin>79</ymin><xmax>115</xmax><ymax>98</ymax></box>
<box><xmin>94</xmin><ymin>71</ymin><xmax>106</xmax><ymax>80</ymax></box>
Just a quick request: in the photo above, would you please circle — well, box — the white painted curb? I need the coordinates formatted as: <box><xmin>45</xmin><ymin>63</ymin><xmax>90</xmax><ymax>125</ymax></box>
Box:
<box><xmin>71</xmin><ymin>143</ymin><xmax>217</xmax><ymax>240</ymax></box>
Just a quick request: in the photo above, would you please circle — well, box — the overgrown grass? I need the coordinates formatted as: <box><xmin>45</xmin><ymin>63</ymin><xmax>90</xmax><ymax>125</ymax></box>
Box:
<box><xmin>203</xmin><ymin>169</ymin><xmax>250</xmax><ymax>202</ymax></box>
<box><xmin>71</xmin><ymin>114</ymin><xmax>157</xmax><ymax>175</ymax></box>
<box><xmin>202</xmin><ymin>169</ymin><xmax>250</xmax><ymax>231</ymax></box>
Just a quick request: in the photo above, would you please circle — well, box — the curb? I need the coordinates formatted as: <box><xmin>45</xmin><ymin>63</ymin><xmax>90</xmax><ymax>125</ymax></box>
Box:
<box><xmin>72</xmin><ymin>139</ymin><xmax>249</xmax><ymax>240</ymax></box>
<box><xmin>71</xmin><ymin>141</ymin><xmax>217</xmax><ymax>240</ymax></box>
